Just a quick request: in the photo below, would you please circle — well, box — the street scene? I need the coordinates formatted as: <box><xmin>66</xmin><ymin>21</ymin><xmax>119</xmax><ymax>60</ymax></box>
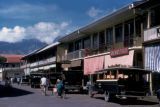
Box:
<box><xmin>0</xmin><ymin>0</ymin><xmax>160</xmax><ymax>107</ymax></box>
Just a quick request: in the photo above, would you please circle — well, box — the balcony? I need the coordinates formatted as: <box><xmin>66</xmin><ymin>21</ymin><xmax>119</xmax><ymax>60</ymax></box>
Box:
<box><xmin>62</xmin><ymin>49</ymin><xmax>85</xmax><ymax>61</ymax></box>
<box><xmin>4</xmin><ymin>67</ymin><xmax>22</xmax><ymax>71</ymax></box>
<box><xmin>144</xmin><ymin>26</ymin><xmax>160</xmax><ymax>42</ymax></box>
<box><xmin>21</xmin><ymin>56</ymin><xmax>56</xmax><ymax>68</ymax></box>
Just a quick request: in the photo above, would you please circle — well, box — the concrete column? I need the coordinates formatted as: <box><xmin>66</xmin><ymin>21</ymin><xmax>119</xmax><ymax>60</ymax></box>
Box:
<box><xmin>122</xmin><ymin>22</ymin><xmax>125</xmax><ymax>43</ymax></box>
<box><xmin>133</xmin><ymin>18</ymin><xmax>136</xmax><ymax>37</ymax></box>
<box><xmin>91</xmin><ymin>34</ymin><xmax>93</xmax><ymax>48</ymax></box>
<box><xmin>113</xmin><ymin>26</ymin><xmax>115</xmax><ymax>48</ymax></box>
<box><xmin>149</xmin><ymin>72</ymin><xmax>153</xmax><ymax>95</ymax></box>
<box><xmin>97</xmin><ymin>32</ymin><xmax>100</xmax><ymax>48</ymax></box>
<box><xmin>147</xmin><ymin>10</ymin><xmax>151</xmax><ymax>29</ymax></box>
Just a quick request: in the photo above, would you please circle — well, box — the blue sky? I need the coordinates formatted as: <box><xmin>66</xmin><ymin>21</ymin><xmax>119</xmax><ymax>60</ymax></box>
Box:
<box><xmin>0</xmin><ymin>0</ymin><xmax>134</xmax><ymax>44</ymax></box>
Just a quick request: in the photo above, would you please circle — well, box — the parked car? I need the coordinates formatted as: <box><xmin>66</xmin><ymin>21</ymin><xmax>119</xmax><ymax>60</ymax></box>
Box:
<box><xmin>30</xmin><ymin>73</ymin><xmax>42</xmax><ymax>88</ymax></box>
<box><xmin>157</xmin><ymin>89</ymin><xmax>160</xmax><ymax>104</ymax></box>
<box><xmin>20</xmin><ymin>76</ymin><xmax>30</xmax><ymax>85</ymax></box>
<box><xmin>91</xmin><ymin>68</ymin><xmax>151</xmax><ymax>102</ymax></box>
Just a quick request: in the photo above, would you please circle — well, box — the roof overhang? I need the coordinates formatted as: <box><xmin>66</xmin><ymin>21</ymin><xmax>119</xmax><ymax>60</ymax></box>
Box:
<box><xmin>22</xmin><ymin>42</ymin><xmax>59</xmax><ymax>60</ymax></box>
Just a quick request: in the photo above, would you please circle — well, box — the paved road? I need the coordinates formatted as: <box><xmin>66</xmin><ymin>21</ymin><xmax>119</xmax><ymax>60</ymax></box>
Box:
<box><xmin>0</xmin><ymin>84</ymin><xmax>159</xmax><ymax>107</ymax></box>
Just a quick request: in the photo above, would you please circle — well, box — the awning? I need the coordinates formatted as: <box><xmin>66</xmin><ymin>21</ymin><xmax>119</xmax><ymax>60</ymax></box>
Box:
<box><xmin>71</xmin><ymin>60</ymin><xmax>81</xmax><ymax>67</ymax></box>
<box><xmin>84</xmin><ymin>55</ymin><xmax>104</xmax><ymax>75</ymax></box>
<box><xmin>105</xmin><ymin>50</ymin><xmax>134</xmax><ymax>68</ymax></box>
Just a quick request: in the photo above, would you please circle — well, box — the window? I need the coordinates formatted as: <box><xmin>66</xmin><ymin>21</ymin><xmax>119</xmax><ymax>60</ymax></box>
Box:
<box><xmin>124</xmin><ymin>20</ymin><xmax>134</xmax><ymax>46</ymax></box>
<box><xmin>99</xmin><ymin>30</ymin><xmax>105</xmax><ymax>46</ymax></box>
<box><xmin>106</xmin><ymin>28</ymin><xmax>113</xmax><ymax>45</ymax></box>
<box><xmin>83</xmin><ymin>37</ymin><xmax>91</xmax><ymax>49</ymax></box>
<box><xmin>151</xmin><ymin>7</ymin><xmax>160</xmax><ymax>27</ymax></box>
<box><xmin>115</xmin><ymin>24</ymin><xmax>123</xmax><ymax>43</ymax></box>
<box><xmin>93</xmin><ymin>33</ymin><xmax>98</xmax><ymax>48</ymax></box>
<box><xmin>68</xmin><ymin>42</ymin><xmax>74</xmax><ymax>52</ymax></box>
<box><xmin>75</xmin><ymin>40</ymin><xmax>82</xmax><ymax>50</ymax></box>
<box><xmin>124</xmin><ymin>20</ymin><xmax>134</xmax><ymax>38</ymax></box>
<box><xmin>135</xmin><ymin>18</ymin><xmax>141</xmax><ymax>37</ymax></box>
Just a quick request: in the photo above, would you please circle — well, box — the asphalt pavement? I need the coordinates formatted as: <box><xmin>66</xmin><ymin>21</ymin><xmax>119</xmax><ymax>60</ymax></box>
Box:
<box><xmin>0</xmin><ymin>83</ymin><xmax>159</xmax><ymax>107</ymax></box>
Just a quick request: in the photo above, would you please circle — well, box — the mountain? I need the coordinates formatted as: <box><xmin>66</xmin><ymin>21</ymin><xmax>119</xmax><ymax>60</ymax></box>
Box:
<box><xmin>0</xmin><ymin>39</ymin><xmax>47</xmax><ymax>55</ymax></box>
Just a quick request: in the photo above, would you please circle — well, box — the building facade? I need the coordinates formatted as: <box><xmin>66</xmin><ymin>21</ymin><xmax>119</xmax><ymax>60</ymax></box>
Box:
<box><xmin>21</xmin><ymin>42</ymin><xmax>59</xmax><ymax>76</ymax></box>
<box><xmin>136</xmin><ymin>0</ymin><xmax>160</xmax><ymax>91</ymax></box>
<box><xmin>0</xmin><ymin>54</ymin><xmax>24</xmax><ymax>81</ymax></box>
<box><xmin>58</xmin><ymin>1</ymin><xmax>147</xmax><ymax>86</ymax></box>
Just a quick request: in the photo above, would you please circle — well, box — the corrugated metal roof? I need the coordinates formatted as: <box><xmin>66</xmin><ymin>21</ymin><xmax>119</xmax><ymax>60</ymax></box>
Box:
<box><xmin>0</xmin><ymin>54</ymin><xmax>24</xmax><ymax>63</ymax></box>
<box><xmin>36</xmin><ymin>42</ymin><xmax>59</xmax><ymax>53</ymax></box>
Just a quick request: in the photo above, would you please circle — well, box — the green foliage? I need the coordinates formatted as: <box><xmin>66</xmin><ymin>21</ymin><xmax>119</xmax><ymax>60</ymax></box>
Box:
<box><xmin>0</xmin><ymin>56</ymin><xmax>7</xmax><ymax>63</ymax></box>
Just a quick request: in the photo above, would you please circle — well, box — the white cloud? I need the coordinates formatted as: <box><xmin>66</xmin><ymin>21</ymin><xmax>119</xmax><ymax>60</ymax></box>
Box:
<box><xmin>0</xmin><ymin>3</ymin><xmax>58</xmax><ymax>19</ymax></box>
<box><xmin>87</xmin><ymin>6</ymin><xmax>103</xmax><ymax>18</ymax></box>
<box><xmin>0</xmin><ymin>22</ymin><xmax>70</xmax><ymax>44</ymax></box>
<box><xmin>0</xmin><ymin>26</ymin><xmax>26</xmax><ymax>43</ymax></box>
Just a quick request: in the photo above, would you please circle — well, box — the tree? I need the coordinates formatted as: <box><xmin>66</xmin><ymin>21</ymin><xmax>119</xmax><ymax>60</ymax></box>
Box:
<box><xmin>0</xmin><ymin>56</ymin><xmax>7</xmax><ymax>63</ymax></box>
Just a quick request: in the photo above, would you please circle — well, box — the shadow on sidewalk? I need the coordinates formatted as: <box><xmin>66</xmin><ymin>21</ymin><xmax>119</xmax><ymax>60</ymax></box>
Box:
<box><xmin>0</xmin><ymin>85</ymin><xmax>33</xmax><ymax>98</ymax></box>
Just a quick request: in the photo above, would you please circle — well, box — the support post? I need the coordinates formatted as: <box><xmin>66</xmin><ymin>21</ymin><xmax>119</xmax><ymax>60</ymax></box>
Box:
<box><xmin>149</xmin><ymin>72</ymin><xmax>153</xmax><ymax>96</ymax></box>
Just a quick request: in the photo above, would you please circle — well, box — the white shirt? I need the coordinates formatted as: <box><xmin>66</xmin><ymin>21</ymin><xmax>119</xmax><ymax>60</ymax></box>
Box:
<box><xmin>41</xmin><ymin>77</ymin><xmax>47</xmax><ymax>86</ymax></box>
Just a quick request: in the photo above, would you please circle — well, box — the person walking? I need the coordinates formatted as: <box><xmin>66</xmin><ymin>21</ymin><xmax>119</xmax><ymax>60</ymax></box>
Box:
<box><xmin>40</xmin><ymin>75</ymin><xmax>48</xmax><ymax>96</ymax></box>
<box><xmin>56</xmin><ymin>79</ymin><xmax>64</xmax><ymax>98</ymax></box>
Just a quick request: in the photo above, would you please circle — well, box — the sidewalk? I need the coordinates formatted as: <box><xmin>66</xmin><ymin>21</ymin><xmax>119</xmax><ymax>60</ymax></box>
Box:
<box><xmin>142</xmin><ymin>96</ymin><xmax>159</xmax><ymax>103</ymax></box>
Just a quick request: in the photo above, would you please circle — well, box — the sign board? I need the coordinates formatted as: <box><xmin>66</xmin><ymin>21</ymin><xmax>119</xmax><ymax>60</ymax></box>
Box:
<box><xmin>110</xmin><ymin>48</ymin><xmax>129</xmax><ymax>57</ymax></box>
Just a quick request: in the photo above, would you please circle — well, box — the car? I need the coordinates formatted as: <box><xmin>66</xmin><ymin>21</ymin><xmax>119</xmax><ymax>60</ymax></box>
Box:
<box><xmin>20</xmin><ymin>76</ymin><xmax>30</xmax><ymax>85</ymax></box>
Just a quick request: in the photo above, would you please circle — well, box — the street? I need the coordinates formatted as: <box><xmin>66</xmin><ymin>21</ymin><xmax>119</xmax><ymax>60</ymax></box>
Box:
<box><xmin>0</xmin><ymin>84</ymin><xmax>159</xmax><ymax>107</ymax></box>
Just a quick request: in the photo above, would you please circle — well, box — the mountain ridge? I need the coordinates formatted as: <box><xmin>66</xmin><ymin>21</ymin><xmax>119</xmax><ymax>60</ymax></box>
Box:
<box><xmin>0</xmin><ymin>39</ymin><xmax>47</xmax><ymax>55</ymax></box>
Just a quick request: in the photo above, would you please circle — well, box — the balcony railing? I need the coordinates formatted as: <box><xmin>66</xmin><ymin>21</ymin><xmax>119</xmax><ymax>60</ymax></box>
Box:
<box><xmin>21</xmin><ymin>56</ymin><xmax>56</xmax><ymax>68</ymax></box>
<box><xmin>62</xmin><ymin>49</ymin><xmax>85</xmax><ymax>61</ymax></box>
<box><xmin>144</xmin><ymin>26</ymin><xmax>160</xmax><ymax>42</ymax></box>
<box><xmin>4</xmin><ymin>67</ymin><xmax>22</xmax><ymax>71</ymax></box>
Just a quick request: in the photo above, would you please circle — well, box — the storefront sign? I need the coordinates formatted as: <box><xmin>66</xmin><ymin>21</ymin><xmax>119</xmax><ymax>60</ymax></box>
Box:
<box><xmin>110</xmin><ymin>48</ymin><xmax>129</xmax><ymax>57</ymax></box>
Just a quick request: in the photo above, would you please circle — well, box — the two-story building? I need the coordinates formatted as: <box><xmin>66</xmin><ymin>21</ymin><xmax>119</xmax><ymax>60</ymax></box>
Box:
<box><xmin>21</xmin><ymin>42</ymin><xmax>59</xmax><ymax>76</ymax></box>
<box><xmin>58</xmin><ymin>0</ymin><xmax>153</xmax><ymax>89</ymax></box>
<box><xmin>135</xmin><ymin>0</ymin><xmax>160</xmax><ymax>92</ymax></box>
<box><xmin>0</xmin><ymin>54</ymin><xmax>24</xmax><ymax>81</ymax></box>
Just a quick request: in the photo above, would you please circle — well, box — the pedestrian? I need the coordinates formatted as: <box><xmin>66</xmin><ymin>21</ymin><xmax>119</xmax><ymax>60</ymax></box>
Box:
<box><xmin>10</xmin><ymin>77</ymin><xmax>14</xmax><ymax>85</ymax></box>
<box><xmin>56</xmin><ymin>79</ymin><xmax>64</xmax><ymax>98</ymax></box>
<box><xmin>40</xmin><ymin>75</ymin><xmax>48</xmax><ymax>96</ymax></box>
<box><xmin>5</xmin><ymin>77</ymin><xmax>11</xmax><ymax>87</ymax></box>
<box><xmin>17</xmin><ymin>77</ymin><xmax>21</xmax><ymax>85</ymax></box>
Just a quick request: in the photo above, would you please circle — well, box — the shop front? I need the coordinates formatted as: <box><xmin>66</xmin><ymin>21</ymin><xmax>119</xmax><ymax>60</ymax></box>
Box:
<box><xmin>144</xmin><ymin>43</ymin><xmax>160</xmax><ymax>92</ymax></box>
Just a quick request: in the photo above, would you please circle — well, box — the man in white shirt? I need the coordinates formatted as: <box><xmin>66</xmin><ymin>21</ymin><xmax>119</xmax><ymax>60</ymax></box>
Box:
<box><xmin>40</xmin><ymin>76</ymin><xmax>47</xmax><ymax>96</ymax></box>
